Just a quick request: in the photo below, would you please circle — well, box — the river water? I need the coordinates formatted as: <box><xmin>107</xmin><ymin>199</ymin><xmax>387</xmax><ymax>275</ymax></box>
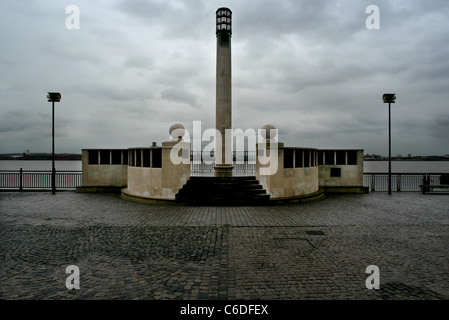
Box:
<box><xmin>0</xmin><ymin>160</ymin><xmax>82</xmax><ymax>171</ymax></box>
<box><xmin>363</xmin><ymin>161</ymin><xmax>449</xmax><ymax>173</ymax></box>
<box><xmin>1</xmin><ymin>160</ymin><xmax>448</xmax><ymax>173</ymax></box>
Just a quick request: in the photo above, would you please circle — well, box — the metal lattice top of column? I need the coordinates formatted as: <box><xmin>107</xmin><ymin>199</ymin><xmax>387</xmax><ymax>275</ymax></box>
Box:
<box><xmin>216</xmin><ymin>7</ymin><xmax>232</xmax><ymax>35</ymax></box>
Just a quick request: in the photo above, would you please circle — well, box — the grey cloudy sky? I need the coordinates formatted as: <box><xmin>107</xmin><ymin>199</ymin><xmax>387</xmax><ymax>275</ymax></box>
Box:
<box><xmin>1</xmin><ymin>0</ymin><xmax>448</xmax><ymax>156</ymax></box>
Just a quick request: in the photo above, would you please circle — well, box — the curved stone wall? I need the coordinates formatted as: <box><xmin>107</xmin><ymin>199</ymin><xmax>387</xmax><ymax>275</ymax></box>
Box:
<box><xmin>124</xmin><ymin>141</ymin><xmax>190</xmax><ymax>200</ymax></box>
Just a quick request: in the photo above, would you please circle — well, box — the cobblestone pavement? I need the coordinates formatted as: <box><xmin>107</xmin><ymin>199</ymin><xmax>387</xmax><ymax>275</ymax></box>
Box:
<box><xmin>0</xmin><ymin>191</ymin><xmax>448</xmax><ymax>300</ymax></box>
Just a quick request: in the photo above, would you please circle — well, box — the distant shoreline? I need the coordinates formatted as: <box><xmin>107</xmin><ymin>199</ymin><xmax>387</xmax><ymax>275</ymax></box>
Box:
<box><xmin>364</xmin><ymin>157</ymin><xmax>449</xmax><ymax>161</ymax></box>
<box><xmin>0</xmin><ymin>154</ymin><xmax>81</xmax><ymax>161</ymax></box>
<box><xmin>1</xmin><ymin>154</ymin><xmax>448</xmax><ymax>162</ymax></box>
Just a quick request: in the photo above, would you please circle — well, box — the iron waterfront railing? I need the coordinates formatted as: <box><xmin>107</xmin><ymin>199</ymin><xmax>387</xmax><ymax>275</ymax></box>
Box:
<box><xmin>363</xmin><ymin>173</ymin><xmax>449</xmax><ymax>192</ymax></box>
<box><xmin>190</xmin><ymin>151</ymin><xmax>257</xmax><ymax>176</ymax></box>
<box><xmin>1</xmin><ymin>167</ymin><xmax>447</xmax><ymax>193</ymax></box>
<box><xmin>0</xmin><ymin>169</ymin><xmax>82</xmax><ymax>191</ymax></box>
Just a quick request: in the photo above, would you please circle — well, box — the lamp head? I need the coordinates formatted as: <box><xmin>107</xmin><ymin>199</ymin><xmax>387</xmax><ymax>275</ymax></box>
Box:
<box><xmin>382</xmin><ymin>93</ymin><xmax>396</xmax><ymax>103</ymax></box>
<box><xmin>47</xmin><ymin>92</ymin><xmax>61</xmax><ymax>102</ymax></box>
<box><xmin>216</xmin><ymin>7</ymin><xmax>232</xmax><ymax>35</ymax></box>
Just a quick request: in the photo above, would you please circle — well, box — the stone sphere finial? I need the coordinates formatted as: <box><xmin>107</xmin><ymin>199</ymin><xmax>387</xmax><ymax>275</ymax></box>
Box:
<box><xmin>261</xmin><ymin>124</ymin><xmax>278</xmax><ymax>141</ymax></box>
<box><xmin>169</xmin><ymin>123</ymin><xmax>186</xmax><ymax>141</ymax></box>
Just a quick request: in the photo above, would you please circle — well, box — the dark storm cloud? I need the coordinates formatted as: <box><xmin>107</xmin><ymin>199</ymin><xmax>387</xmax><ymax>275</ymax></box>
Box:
<box><xmin>122</xmin><ymin>55</ymin><xmax>154</xmax><ymax>69</ymax></box>
<box><xmin>0</xmin><ymin>110</ymin><xmax>32</xmax><ymax>133</ymax></box>
<box><xmin>234</xmin><ymin>0</ymin><xmax>365</xmax><ymax>40</ymax></box>
<box><xmin>429</xmin><ymin>115</ymin><xmax>449</xmax><ymax>139</ymax></box>
<box><xmin>116</xmin><ymin>0</ymin><xmax>209</xmax><ymax>39</ymax></box>
<box><xmin>0</xmin><ymin>0</ymin><xmax>448</xmax><ymax>155</ymax></box>
<box><xmin>161</xmin><ymin>87</ymin><xmax>200</xmax><ymax>108</ymax></box>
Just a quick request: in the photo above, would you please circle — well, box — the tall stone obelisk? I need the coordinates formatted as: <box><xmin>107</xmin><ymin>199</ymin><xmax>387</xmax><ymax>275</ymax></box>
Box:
<box><xmin>214</xmin><ymin>7</ymin><xmax>233</xmax><ymax>177</ymax></box>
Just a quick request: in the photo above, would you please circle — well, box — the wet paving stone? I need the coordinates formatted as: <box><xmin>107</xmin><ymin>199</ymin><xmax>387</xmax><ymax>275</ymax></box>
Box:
<box><xmin>0</xmin><ymin>191</ymin><xmax>448</xmax><ymax>300</ymax></box>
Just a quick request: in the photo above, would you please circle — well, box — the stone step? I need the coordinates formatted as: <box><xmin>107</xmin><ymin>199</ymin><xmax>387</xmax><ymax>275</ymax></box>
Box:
<box><xmin>178</xmin><ymin>190</ymin><xmax>267</xmax><ymax>198</ymax></box>
<box><xmin>178</xmin><ymin>184</ymin><xmax>263</xmax><ymax>191</ymax></box>
<box><xmin>185</xmin><ymin>177</ymin><xmax>261</xmax><ymax>185</ymax></box>
<box><xmin>175</xmin><ymin>176</ymin><xmax>270</xmax><ymax>206</ymax></box>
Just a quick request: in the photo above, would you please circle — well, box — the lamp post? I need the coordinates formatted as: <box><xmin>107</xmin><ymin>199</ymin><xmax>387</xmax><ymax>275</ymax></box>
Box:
<box><xmin>47</xmin><ymin>92</ymin><xmax>61</xmax><ymax>195</ymax></box>
<box><xmin>382</xmin><ymin>93</ymin><xmax>396</xmax><ymax>195</ymax></box>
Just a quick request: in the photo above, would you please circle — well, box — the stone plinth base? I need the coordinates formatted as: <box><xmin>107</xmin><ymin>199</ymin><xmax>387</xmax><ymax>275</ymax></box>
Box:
<box><xmin>322</xmin><ymin>186</ymin><xmax>369</xmax><ymax>194</ymax></box>
<box><xmin>214</xmin><ymin>165</ymin><xmax>234</xmax><ymax>177</ymax></box>
<box><xmin>121</xmin><ymin>188</ymin><xmax>178</xmax><ymax>205</ymax></box>
<box><xmin>269</xmin><ymin>188</ymin><xmax>326</xmax><ymax>204</ymax></box>
<box><xmin>76</xmin><ymin>186</ymin><xmax>125</xmax><ymax>193</ymax></box>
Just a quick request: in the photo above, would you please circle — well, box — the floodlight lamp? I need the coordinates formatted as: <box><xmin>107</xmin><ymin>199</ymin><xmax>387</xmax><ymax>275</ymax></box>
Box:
<box><xmin>47</xmin><ymin>92</ymin><xmax>61</xmax><ymax>102</ymax></box>
<box><xmin>382</xmin><ymin>93</ymin><xmax>396</xmax><ymax>103</ymax></box>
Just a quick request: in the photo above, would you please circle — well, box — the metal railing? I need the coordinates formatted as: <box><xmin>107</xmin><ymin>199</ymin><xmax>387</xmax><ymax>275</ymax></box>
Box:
<box><xmin>0</xmin><ymin>169</ymin><xmax>82</xmax><ymax>191</ymax></box>
<box><xmin>190</xmin><ymin>151</ymin><xmax>257</xmax><ymax>176</ymax></box>
<box><xmin>2</xmin><ymin>167</ymin><xmax>447</xmax><ymax>193</ymax></box>
<box><xmin>363</xmin><ymin>173</ymin><xmax>448</xmax><ymax>192</ymax></box>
